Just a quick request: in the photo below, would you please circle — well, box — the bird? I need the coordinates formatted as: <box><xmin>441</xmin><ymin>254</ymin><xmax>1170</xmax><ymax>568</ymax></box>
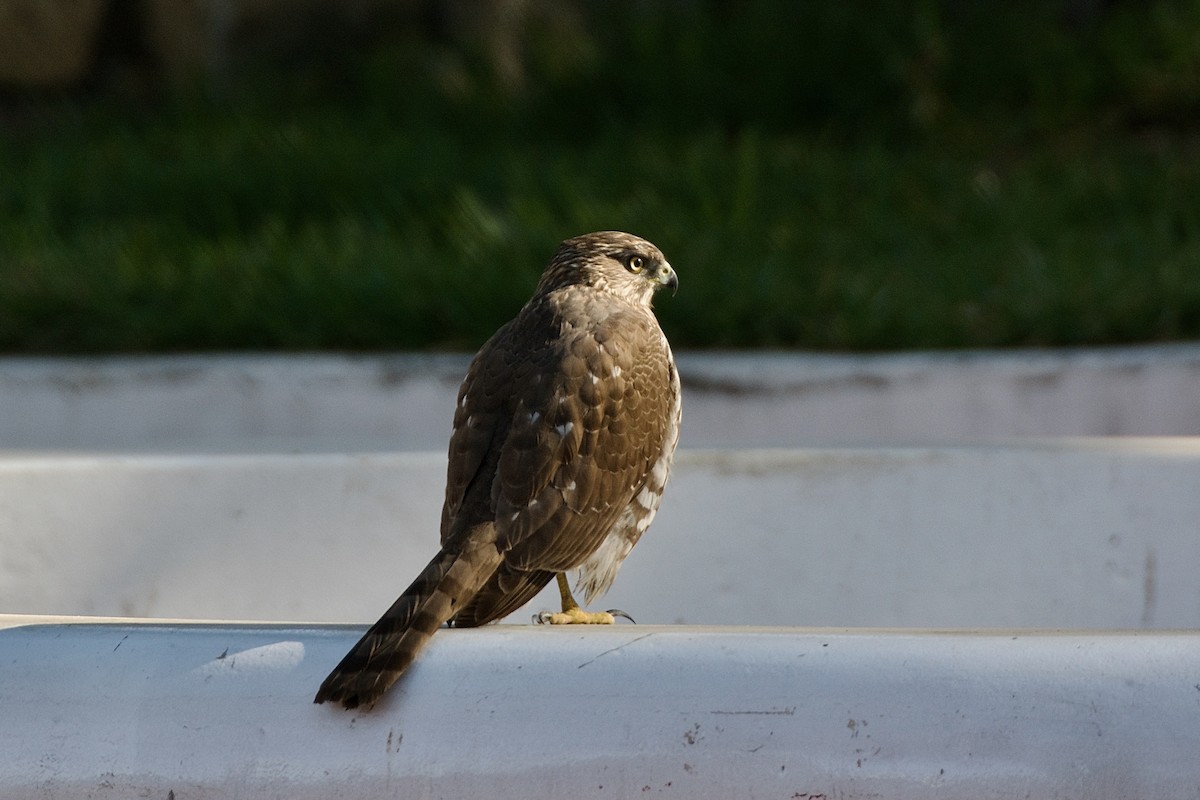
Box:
<box><xmin>314</xmin><ymin>230</ymin><xmax>681</xmax><ymax>709</ymax></box>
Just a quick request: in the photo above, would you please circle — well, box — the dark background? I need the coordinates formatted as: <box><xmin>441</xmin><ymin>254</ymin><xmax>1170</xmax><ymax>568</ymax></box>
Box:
<box><xmin>2</xmin><ymin>0</ymin><xmax>1198</xmax><ymax>352</ymax></box>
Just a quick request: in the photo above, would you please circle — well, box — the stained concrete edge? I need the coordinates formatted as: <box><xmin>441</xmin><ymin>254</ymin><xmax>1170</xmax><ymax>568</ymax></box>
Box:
<box><xmin>1</xmin><ymin>344</ymin><xmax>1198</xmax><ymax>450</ymax></box>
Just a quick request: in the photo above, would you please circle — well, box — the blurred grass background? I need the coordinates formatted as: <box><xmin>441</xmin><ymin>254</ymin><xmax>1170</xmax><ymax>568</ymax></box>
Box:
<box><xmin>1</xmin><ymin>0</ymin><xmax>1199</xmax><ymax>353</ymax></box>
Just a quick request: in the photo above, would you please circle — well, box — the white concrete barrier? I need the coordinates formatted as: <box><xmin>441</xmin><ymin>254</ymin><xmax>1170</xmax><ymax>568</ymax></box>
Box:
<box><xmin>2</xmin><ymin>353</ymin><xmax>1197</xmax><ymax>797</ymax></box>
<box><xmin>1</xmin><ymin>440</ymin><xmax>1198</xmax><ymax>628</ymax></box>
<box><xmin>1</xmin><ymin>616</ymin><xmax>1197</xmax><ymax>799</ymax></box>
<box><xmin>2</xmin><ymin>346</ymin><xmax>1198</xmax><ymax>451</ymax></box>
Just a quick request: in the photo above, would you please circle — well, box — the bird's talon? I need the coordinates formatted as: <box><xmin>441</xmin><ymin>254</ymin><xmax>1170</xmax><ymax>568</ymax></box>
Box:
<box><xmin>534</xmin><ymin>606</ymin><xmax>620</xmax><ymax>625</ymax></box>
<box><xmin>606</xmin><ymin>609</ymin><xmax>636</xmax><ymax>624</ymax></box>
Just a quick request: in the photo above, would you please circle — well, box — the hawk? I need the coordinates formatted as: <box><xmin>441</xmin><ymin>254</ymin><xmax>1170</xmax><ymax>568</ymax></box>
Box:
<box><xmin>315</xmin><ymin>231</ymin><xmax>681</xmax><ymax>709</ymax></box>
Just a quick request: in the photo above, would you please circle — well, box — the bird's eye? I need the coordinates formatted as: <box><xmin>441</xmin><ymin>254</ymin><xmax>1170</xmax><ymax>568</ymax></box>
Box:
<box><xmin>626</xmin><ymin>255</ymin><xmax>645</xmax><ymax>273</ymax></box>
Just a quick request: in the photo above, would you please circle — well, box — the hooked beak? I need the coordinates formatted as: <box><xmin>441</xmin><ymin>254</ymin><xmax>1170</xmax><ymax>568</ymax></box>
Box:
<box><xmin>655</xmin><ymin>262</ymin><xmax>679</xmax><ymax>295</ymax></box>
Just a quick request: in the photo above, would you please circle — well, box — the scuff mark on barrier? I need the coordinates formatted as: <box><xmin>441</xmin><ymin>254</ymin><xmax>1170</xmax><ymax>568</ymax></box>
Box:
<box><xmin>576</xmin><ymin>632</ymin><xmax>655</xmax><ymax>669</ymax></box>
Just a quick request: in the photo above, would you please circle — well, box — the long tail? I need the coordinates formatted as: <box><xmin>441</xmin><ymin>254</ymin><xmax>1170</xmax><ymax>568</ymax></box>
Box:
<box><xmin>314</xmin><ymin>536</ymin><xmax>503</xmax><ymax>709</ymax></box>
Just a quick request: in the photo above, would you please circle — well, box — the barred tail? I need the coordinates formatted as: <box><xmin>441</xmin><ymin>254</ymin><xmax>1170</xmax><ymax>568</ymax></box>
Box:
<box><xmin>314</xmin><ymin>536</ymin><xmax>503</xmax><ymax>709</ymax></box>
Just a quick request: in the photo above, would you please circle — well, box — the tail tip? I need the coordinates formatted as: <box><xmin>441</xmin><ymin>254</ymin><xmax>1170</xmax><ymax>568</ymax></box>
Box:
<box><xmin>313</xmin><ymin>680</ymin><xmax>365</xmax><ymax>710</ymax></box>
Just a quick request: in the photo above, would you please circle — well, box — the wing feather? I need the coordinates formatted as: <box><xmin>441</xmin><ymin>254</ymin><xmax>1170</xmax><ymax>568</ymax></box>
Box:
<box><xmin>499</xmin><ymin>310</ymin><xmax>672</xmax><ymax>571</ymax></box>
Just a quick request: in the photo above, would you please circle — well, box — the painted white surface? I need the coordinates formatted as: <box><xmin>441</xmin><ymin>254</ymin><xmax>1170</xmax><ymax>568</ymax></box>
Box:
<box><xmin>1</xmin><ymin>345</ymin><xmax>1198</xmax><ymax>452</ymax></box>
<box><xmin>1</xmin><ymin>617</ymin><xmax>1196</xmax><ymax>800</ymax></box>
<box><xmin>2</xmin><ymin>353</ymin><xmax>1197</xmax><ymax>797</ymax></box>
<box><xmin>1</xmin><ymin>441</ymin><xmax>1198</xmax><ymax>628</ymax></box>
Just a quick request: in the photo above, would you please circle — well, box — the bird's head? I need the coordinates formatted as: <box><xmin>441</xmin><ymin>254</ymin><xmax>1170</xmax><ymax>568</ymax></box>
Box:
<box><xmin>538</xmin><ymin>231</ymin><xmax>677</xmax><ymax>307</ymax></box>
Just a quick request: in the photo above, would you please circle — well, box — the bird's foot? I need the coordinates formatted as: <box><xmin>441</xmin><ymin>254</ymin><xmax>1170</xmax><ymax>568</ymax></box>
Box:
<box><xmin>534</xmin><ymin>607</ymin><xmax>634</xmax><ymax>625</ymax></box>
<box><xmin>533</xmin><ymin>573</ymin><xmax>637</xmax><ymax>624</ymax></box>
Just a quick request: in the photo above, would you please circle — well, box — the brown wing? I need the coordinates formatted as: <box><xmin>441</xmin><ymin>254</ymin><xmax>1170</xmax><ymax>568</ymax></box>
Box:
<box><xmin>440</xmin><ymin>319</ymin><xmax>523</xmax><ymax>548</ymax></box>
<box><xmin>451</xmin><ymin>295</ymin><xmax>675</xmax><ymax>625</ymax></box>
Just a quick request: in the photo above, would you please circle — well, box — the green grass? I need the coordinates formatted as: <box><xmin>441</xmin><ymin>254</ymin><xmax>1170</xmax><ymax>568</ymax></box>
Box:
<box><xmin>2</xmin><ymin>2</ymin><xmax>1199</xmax><ymax>353</ymax></box>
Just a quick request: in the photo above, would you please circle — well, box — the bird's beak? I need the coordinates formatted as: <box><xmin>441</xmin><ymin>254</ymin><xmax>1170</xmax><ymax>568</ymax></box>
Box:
<box><xmin>655</xmin><ymin>262</ymin><xmax>679</xmax><ymax>295</ymax></box>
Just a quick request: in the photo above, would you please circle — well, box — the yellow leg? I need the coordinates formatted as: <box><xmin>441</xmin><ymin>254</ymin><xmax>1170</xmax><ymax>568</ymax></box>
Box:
<box><xmin>534</xmin><ymin>573</ymin><xmax>616</xmax><ymax>625</ymax></box>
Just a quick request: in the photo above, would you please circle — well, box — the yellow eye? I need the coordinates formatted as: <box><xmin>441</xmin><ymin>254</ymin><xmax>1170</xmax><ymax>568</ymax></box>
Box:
<box><xmin>626</xmin><ymin>255</ymin><xmax>645</xmax><ymax>273</ymax></box>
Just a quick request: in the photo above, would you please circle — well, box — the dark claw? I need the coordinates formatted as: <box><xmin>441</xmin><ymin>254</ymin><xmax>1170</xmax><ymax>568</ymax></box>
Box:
<box><xmin>606</xmin><ymin>609</ymin><xmax>636</xmax><ymax>624</ymax></box>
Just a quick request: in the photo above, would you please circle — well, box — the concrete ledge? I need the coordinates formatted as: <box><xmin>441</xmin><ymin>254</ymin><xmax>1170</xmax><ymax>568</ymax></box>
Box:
<box><xmin>2</xmin><ymin>441</ymin><xmax>1199</xmax><ymax>628</ymax></box>
<box><xmin>2</xmin><ymin>345</ymin><xmax>1199</xmax><ymax>451</ymax></box>
<box><xmin>1</xmin><ymin>617</ymin><xmax>1196</xmax><ymax>799</ymax></box>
